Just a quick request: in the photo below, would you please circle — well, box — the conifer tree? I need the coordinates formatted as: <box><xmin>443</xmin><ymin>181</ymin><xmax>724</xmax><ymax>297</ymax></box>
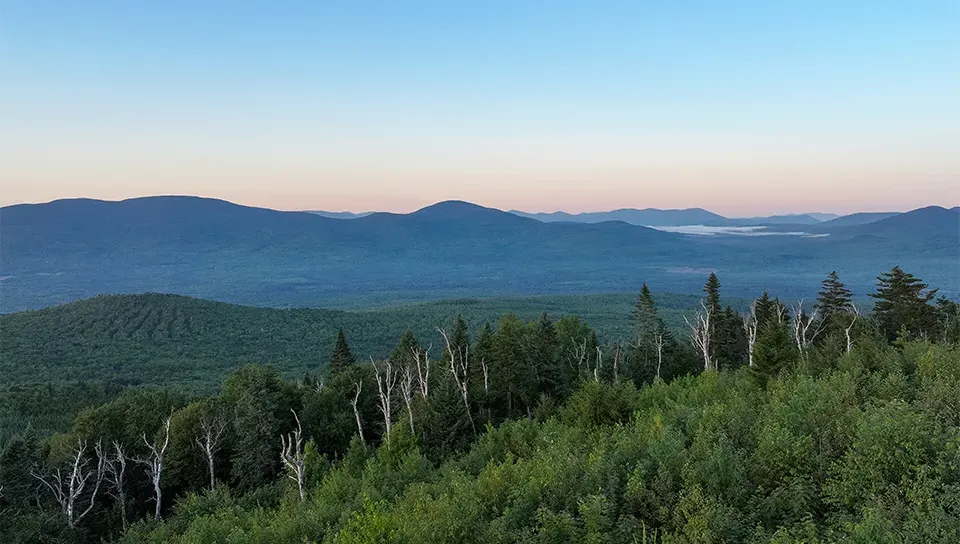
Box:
<box><xmin>870</xmin><ymin>266</ymin><xmax>938</xmax><ymax>340</ymax></box>
<box><xmin>527</xmin><ymin>313</ymin><xmax>560</xmax><ymax>399</ymax></box>
<box><xmin>749</xmin><ymin>322</ymin><xmax>797</xmax><ymax>385</ymax></box>
<box><xmin>442</xmin><ymin>315</ymin><xmax>470</xmax><ymax>364</ymax></box>
<box><xmin>389</xmin><ymin>330</ymin><xmax>421</xmax><ymax>367</ymax></box>
<box><xmin>816</xmin><ymin>271</ymin><xmax>853</xmax><ymax>323</ymax></box>
<box><xmin>328</xmin><ymin>328</ymin><xmax>355</xmax><ymax>376</ymax></box>
<box><xmin>704</xmin><ymin>273</ymin><xmax>722</xmax><ymax>317</ymax></box>
<box><xmin>631</xmin><ymin>283</ymin><xmax>671</xmax><ymax>381</ymax></box>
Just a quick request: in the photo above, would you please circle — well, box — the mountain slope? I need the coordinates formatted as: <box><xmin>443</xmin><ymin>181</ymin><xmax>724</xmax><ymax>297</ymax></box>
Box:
<box><xmin>821</xmin><ymin>212</ymin><xmax>900</xmax><ymax>227</ymax></box>
<box><xmin>0</xmin><ymin>292</ymin><xmax>711</xmax><ymax>389</ymax></box>
<box><xmin>2</xmin><ymin>196</ymin><xmax>956</xmax><ymax>312</ymax></box>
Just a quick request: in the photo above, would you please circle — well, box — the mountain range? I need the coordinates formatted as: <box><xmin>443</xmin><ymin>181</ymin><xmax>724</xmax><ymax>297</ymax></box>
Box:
<box><xmin>1</xmin><ymin>197</ymin><xmax>957</xmax><ymax>313</ymax></box>
<box><xmin>313</xmin><ymin>207</ymin><xmax>886</xmax><ymax>227</ymax></box>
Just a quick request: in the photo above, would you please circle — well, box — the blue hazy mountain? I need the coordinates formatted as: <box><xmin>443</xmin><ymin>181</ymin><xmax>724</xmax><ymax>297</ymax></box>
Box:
<box><xmin>508</xmin><ymin>207</ymin><xmax>729</xmax><ymax>226</ymax></box>
<box><xmin>821</xmin><ymin>212</ymin><xmax>901</xmax><ymax>227</ymax></box>
<box><xmin>2</xmin><ymin>197</ymin><xmax>956</xmax><ymax>313</ymax></box>
<box><xmin>510</xmin><ymin>208</ymin><xmax>842</xmax><ymax>227</ymax></box>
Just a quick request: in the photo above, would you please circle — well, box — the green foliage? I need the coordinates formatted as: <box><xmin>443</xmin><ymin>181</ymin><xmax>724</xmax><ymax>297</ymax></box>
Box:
<box><xmin>2</xmin><ymin>272</ymin><xmax>959</xmax><ymax>543</ymax></box>
<box><xmin>329</xmin><ymin>328</ymin><xmax>356</xmax><ymax>376</ymax></box>
<box><xmin>871</xmin><ymin>266</ymin><xmax>939</xmax><ymax>341</ymax></box>
<box><xmin>750</xmin><ymin>323</ymin><xmax>798</xmax><ymax>385</ymax></box>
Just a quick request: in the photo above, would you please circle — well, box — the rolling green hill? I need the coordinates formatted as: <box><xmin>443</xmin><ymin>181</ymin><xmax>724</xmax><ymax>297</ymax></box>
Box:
<box><xmin>0</xmin><ymin>291</ymin><xmax>718</xmax><ymax>391</ymax></box>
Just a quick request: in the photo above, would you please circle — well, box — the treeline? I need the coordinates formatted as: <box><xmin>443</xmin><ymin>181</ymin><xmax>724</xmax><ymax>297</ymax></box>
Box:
<box><xmin>0</xmin><ymin>266</ymin><xmax>958</xmax><ymax>543</ymax></box>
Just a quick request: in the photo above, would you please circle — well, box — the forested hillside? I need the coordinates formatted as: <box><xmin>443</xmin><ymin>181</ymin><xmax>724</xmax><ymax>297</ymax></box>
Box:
<box><xmin>1</xmin><ymin>267</ymin><xmax>958</xmax><ymax>543</ymax></box>
<box><xmin>0</xmin><ymin>291</ymin><xmax>715</xmax><ymax>389</ymax></box>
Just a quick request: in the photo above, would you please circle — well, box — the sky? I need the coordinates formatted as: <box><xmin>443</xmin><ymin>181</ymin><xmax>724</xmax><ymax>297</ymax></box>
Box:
<box><xmin>1</xmin><ymin>1</ymin><xmax>958</xmax><ymax>215</ymax></box>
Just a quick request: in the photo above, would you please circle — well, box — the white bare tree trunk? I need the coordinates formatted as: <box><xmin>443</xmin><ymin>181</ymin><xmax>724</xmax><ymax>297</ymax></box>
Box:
<box><xmin>412</xmin><ymin>344</ymin><xmax>432</xmax><ymax>399</ymax></box>
<box><xmin>32</xmin><ymin>439</ymin><xmax>105</xmax><ymax>529</ymax></box>
<box><xmin>792</xmin><ymin>301</ymin><xmax>825</xmax><ymax>361</ymax></box>
<box><xmin>372</xmin><ymin>359</ymin><xmax>398</xmax><ymax>443</ymax></box>
<box><xmin>195</xmin><ymin>412</ymin><xmax>228</xmax><ymax>491</ymax></box>
<box><xmin>654</xmin><ymin>333</ymin><xmax>664</xmax><ymax>380</ymax></box>
<box><xmin>280</xmin><ymin>410</ymin><xmax>306</xmax><ymax>501</ymax></box>
<box><xmin>845</xmin><ymin>303</ymin><xmax>860</xmax><ymax>354</ymax></box>
<box><xmin>399</xmin><ymin>363</ymin><xmax>416</xmax><ymax>436</ymax></box>
<box><xmin>102</xmin><ymin>441</ymin><xmax>128</xmax><ymax>530</ymax></box>
<box><xmin>137</xmin><ymin>416</ymin><xmax>171</xmax><ymax>520</ymax></box>
<box><xmin>594</xmin><ymin>346</ymin><xmax>604</xmax><ymax>381</ymax></box>
<box><xmin>438</xmin><ymin>327</ymin><xmax>476</xmax><ymax>432</ymax></box>
<box><xmin>743</xmin><ymin>302</ymin><xmax>758</xmax><ymax>367</ymax></box>
<box><xmin>685</xmin><ymin>301</ymin><xmax>714</xmax><ymax>371</ymax></box>
<box><xmin>351</xmin><ymin>381</ymin><xmax>365</xmax><ymax>446</ymax></box>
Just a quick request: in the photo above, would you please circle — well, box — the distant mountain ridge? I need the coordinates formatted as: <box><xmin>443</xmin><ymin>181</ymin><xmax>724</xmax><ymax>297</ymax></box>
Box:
<box><xmin>509</xmin><ymin>208</ymin><xmax>903</xmax><ymax>227</ymax></box>
<box><xmin>2</xmin><ymin>196</ymin><xmax>956</xmax><ymax>313</ymax></box>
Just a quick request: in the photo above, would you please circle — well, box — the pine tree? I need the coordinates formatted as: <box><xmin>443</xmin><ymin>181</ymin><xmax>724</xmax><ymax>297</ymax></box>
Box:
<box><xmin>816</xmin><ymin>271</ymin><xmax>853</xmax><ymax>322</ymax></box>
<box><xmin>442</xmin><ymin>315</ymin><xmax>470</xmax><ymax>364</ymax></box>
<box><xmin>389</xmin><ymin>330</ymin><xmax>421</xmax><ymax>367</ymax></box>
<box><xmin>870</xmin><ymin>266</ymin><xmax>938</xmax><ymax>340</ymax></box>
<box><xmin>749</xmin><ymin>322</ymin><xmax>797</xmax><ymax>385</ymax></box>
<box><xmin>631</xmin><ymin>283</ymin><xmax>670</xmax><ymax>382</ymax></box>
<box><xmin>704</xmin><ymin>273</ymin><xmax>722</xmax><ymax>317</ymax></box>
<box><xmin>527</xmin><ymin>313</ymin><xmax>560</xmax><ymax>399</ymax></box>
<box><xmin>328</xmin><ymin>328</ymin><xmax>355</xmax><ymax>375</ymax></box>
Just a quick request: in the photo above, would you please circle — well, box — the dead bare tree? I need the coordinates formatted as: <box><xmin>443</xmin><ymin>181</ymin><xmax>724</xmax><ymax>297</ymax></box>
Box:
<box><xmin>611</xmin><ymin>343</ymin><xmax>623</xmax><ymax>383</ymax></box>
<box><xmin>653</xmin><ymin>332</ymin><xmax>665</xmax><ymax>380</ymax></box>
<box><xmin>594</xmin><ymin>346</ymin><xmax>604</xmax><ymax>381</ymax></box>
<box><xmin>743</xmin><ymin>302</ymin><xmax>759</xmax><ymax>367</ymax></box>
<box><xmin>845</xmin><ymin>303</ymin><xmax>860</xmax><ymax>354</ymax></box>
<box><xmin>438</xmin><ymin>327</ymin><xmax>476</xmax><ymax>432</ymax></box>
<box><xmin>351</xmin><ymin>380</ymin><xmax>365</xmax><ymax>446</ymax></box>
<box><xmin>412</xmin><ymin>344</ymin><xmax>432</xmax><ymax>398</ymax></box>
<box><xmin>792</xmin><ymin>301</ymin><xmax>825</xmax><ymax>360</ymax></box>
<box><xmin>280</xmin><ymin>410</ymin><xmax>306</xmax><ymax>501</ymax></box>
<box><xmin>569</xmin><ymin>337</ymin><xmax>589</xmax><ymax>380</ymax></box>
<box><xmin>101</xmin><ymin>441</ymin><xmax>129</xmax><ymax>530</ymax></box>
<box><xmin>136</xmin><ymin>416</ymin><xmax>171</xmax><ymax>520</ymax></box>
<box><xmin>399</xmin><ymin>362</ymin><xmax>417</xmax><ymax>436</ymax></box>
<box><xmin>195</xmin><ymin>411</ymin><xmax>228</xmax><ymax>491</ymax></box>
<box><xmin>372</xmin><ymin>359</ymin><xmax>399</xmax><ymax>443</ymax></box>
<box><xmin>32</xmin><ymin>439</ymin><xmax>105</xmax><ymax>529</ymax></box>
<box><xmin>685</xmin><ymin>301</ymin><xmax>714</xmax><ymax>371</ymax></box>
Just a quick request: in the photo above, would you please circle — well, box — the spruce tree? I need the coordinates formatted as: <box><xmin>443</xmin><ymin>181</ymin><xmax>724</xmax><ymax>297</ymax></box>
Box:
<box><xmin>632</xmin><ymin>284</ymin><xmax>671</xmax><ymax>382</ymax></box>
<box><xmin>328</xmin><ymin>328</ymin><xmax>355</xmax><ymax>375</ymax></box>
<box><xmin>442</xmin><ymin>315</ymin><xmax>470</xmax><ymax>364</ymax></box>
<box><xmin>870</xmin><ymin>266</ymin><xmax>938</xmax><ymax>340</ymax></box>
<box><xmin>528</xmin><ymin>313</ymin><xmax>561</xmax><ymax>399</ymax></box>
<box><xmin>816</xmin><ymin>271</ymin><xmax>853</xmax><ymax>322</ymax></box>
<box><xmin>390</xmin><ymin>330</ymin><xmax>421</xmax><ymax>367</ymax></box>
<box><xmin>749</xmin><ymin>322</ymin><xmax>797</xmax><ymax>385</ymax></box>
<box><xmin>704</xmin><ymin>273</ymin><xmax>722</xmax><ymax>317</ymax></box>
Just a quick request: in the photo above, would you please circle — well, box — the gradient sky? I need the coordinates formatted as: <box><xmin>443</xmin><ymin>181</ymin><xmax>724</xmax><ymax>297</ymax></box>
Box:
<box><xmin>2</xmin><ymin>1</ymin><xmax>958</xmax><ymax>215</ymax></box>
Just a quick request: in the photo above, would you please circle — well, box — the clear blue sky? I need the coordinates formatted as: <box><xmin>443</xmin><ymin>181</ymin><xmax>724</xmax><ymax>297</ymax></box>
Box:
<box><xmin>2</xmin><ymin>1</ymin><xmax>957</xmax><ymax>214</ymax></box>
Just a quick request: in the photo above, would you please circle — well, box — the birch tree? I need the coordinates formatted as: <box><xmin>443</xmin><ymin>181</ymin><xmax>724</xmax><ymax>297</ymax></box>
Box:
<box><xmin>280</xmin><ymin>410</ymin><xmax>306</xmax><ymax>501</ymax></box>
<box><xmin>372</xmin><ymin>359</ymin><xmax>398</xmax><ymax>443</ymax></box>
<box><xmin>743</xmin><ymin>302</ymin><xmax>759</xmax><ymax>367</ymax></box>
<box><xmin>399</xmin><ymin>362</ymin><xmax>417</xmax><ymax>436</ymax></box>
<box><xmin>685</xmin><ymin>301</ymin><xmax>714</xmax><ymax>371</ymax></box>
<box><xmin>102</xmin><ymin>441</ymin><xmax>129</xmax><ymax>530</ymax></box>
<box><xmin>438</xmin><ymin>327</ymin><xmax>476</xmax><ymax>432</ymax></box>
<box><xmin>194</xmin><ymin>411</ymin><xmax>228</xmax><ymax>490</ymax></box>
<box><xmin>136</xmin><ymin>416</ymin><xmax>171</xmax><ymax>520</ymax></box>
<box><xmin>792</xmin><ymin>301</ymin><xmax>825</xmax><ymax>360</ymax></box>
<box><xmin>351</xmin><ymin>381</ymin><xmax>365</xmax><ymax>446</ymax></box>
<box><xmin>31</xmin><ymin>439</ymin><xmax>105</xmax><ymax>529</ymax></box>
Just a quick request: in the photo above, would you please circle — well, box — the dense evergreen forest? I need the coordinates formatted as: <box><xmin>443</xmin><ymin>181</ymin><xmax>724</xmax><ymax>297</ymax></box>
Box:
<box><xmin>1</xmin><ymin>266</ymin><xmax>959</xmax><ymax>543</ymax></box>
